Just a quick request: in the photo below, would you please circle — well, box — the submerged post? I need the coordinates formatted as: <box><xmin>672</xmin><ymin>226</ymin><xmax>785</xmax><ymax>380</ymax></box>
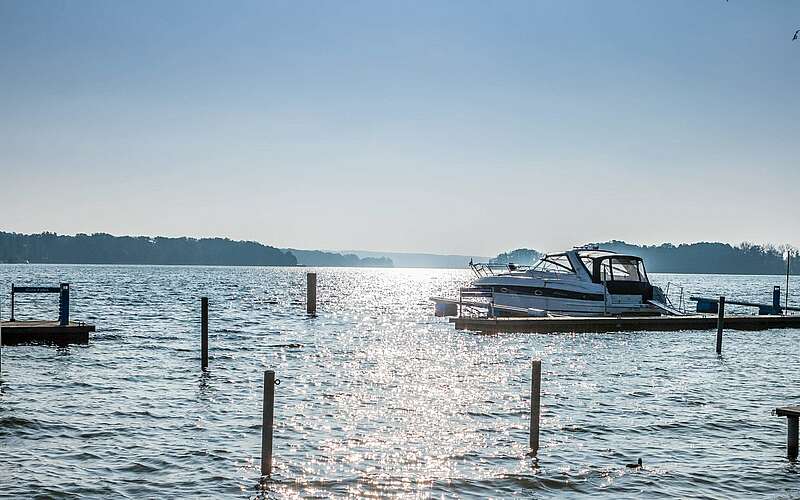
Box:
<box><xmin>529</xmin><ymin>359</ymin><xmax>541</xmax><ymax>454</ymax></box>
<box><xmin>716</xmin><ymin>296</ymin><xmax>725</xmax><ymax>355</ymax></box>
<box><xmin>201</xmin><ymin>297</ymin><xmax>208</xmax><ymax>370</ymax></box>
<box><xmin>261</xmin><ymin>370</ymin><xmax>276</xmax><ymax>477</ymax></box>
<box><xmin>306</xmin><ymin>272</ymin><xmax>317</xmax><ymax>316</ymax></box>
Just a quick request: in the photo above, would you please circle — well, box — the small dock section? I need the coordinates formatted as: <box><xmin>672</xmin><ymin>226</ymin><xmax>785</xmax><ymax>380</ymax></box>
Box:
<box><xmin>451</xmin><ymin>314</ymin><xmax>800</xmax><ymax>334</ymax></box>
<box><xmin>2</xmin><ymin>282</ymin><xmax>95</xmax><ymax>345</ymax></box>
<box><xmin>1</xmin><ymin>321</ymin><xmax>95</xmax><ymax>345</ymax></box>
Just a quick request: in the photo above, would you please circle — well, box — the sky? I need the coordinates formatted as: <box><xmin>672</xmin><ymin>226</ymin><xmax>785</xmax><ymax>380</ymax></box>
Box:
<box><xmin>1</xmin><ymin>0</ymin><xmax>798</xmax><ymax>256</ymax></box>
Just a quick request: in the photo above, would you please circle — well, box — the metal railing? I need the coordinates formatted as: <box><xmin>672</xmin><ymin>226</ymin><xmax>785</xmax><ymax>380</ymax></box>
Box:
<box><xmin>664</xmin><ymin>282</ymin><xmax>686</xmax><ymax>314</ymax></box>
<box><xmin>469</xmin><ymin>262</ymin><xmax>534</xmax><ymax>278</ymax></box>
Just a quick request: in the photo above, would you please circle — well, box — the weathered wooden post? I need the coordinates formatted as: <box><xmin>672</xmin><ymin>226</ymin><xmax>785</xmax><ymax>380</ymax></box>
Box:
<box><xmin>776</xmin><ymin>407</ymin><xmax>800</xmax><ymax>460</ymax></box>
<box><xmin>716</xmin><ymin>296</ymin><xmax>725</xmax><ymax>355</ymax></box>
<box><xmin>10</xmin><ymin>283</ymin><xmax>15</xmax><ymax>322</ymax></box>
<box><xmin>201</xmin><ymin>297</ymin><xmax>208</xmax><ymax>370</ymax></box>
<box><xmin>530</xmin><ymin>359</ymin><xmax>541</xmax><ymax>454</ymax></box>
<box><xmin>306</xmin><ymin>273</ymin><xmax>317</xmax><ymax>316</ymax></box>
<box><xmin>58</xmin><ymin>283</ymin><xmax>70</xmax><ymax>326</ymax></box>
<box><xmin>787</xmin><ymin>251</ymin><xmax>792</xmax><ymax>313</ymax></box>
<box><xmin>261</xmin><ymin>370</ymin><xmax>276</xmax><ymax>477</ymax></box>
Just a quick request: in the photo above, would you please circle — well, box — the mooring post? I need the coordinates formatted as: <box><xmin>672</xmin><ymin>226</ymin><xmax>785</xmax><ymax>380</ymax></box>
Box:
<box><xmin>773</xmin><ymin>286</ymin><xmax>782</xmax><ymax>315</ymax></box>
<box><xmin>58</xmin><ymin>283</ymin><xmax>70</xmax><ymax>326</ymax></box>
<box><xmin>716</xmin><ymin>296</ymin><xmax>725</xmax><ymax>355</ymax></box>
<box><xmin>776</xmin><ymin>407</ymin><xmax>800</xmax><ymax>460</ymax></box>
<box><xmin>261</xmin><ymin>370</ymin><xmax>276</xmax><ymax>477</ymax></box>
<box><xmin>530</xmin><ymin>359</ymin><xmax>541</xmax><ymax>454</ymax></box>
<box><xmin>787</xmin><ymin>251</ymin><xmax>792</xmax><ymax>313</ymax></box>
<box><xmin>306</xmin><ymin>272</ymin><xmax>317</xmax><ymax>316</ymax></box>
<box><xmin>10</xmin><ymin>283</ymin><xmax>15</xmax><ymax>322</ymax></box>
<box><xmin>201</xmin><ymin>297</ymin><xmax>208</xmax><ymax>370</ymax></box>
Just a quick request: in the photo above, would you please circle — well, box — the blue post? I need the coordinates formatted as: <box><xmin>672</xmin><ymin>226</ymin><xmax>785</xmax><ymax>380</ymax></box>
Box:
<box><xmin>774</xmin><ymin>286</ymin><xmax>782</xmax><ymax>315</ymax></box>
<box><xmin>58</xmin><ymin>283</ymin><xmax>70</xmax><ymax>326</ymax></box>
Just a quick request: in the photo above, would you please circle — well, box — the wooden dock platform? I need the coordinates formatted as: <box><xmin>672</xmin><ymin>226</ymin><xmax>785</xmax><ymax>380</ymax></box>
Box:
<box><xmin>451</xmin><ymin>314</ymin><xmax>800</xmax><ymax>334</ymax></box>
<box><xmin>1</xmin><ymin>321</ymin><xmax>95</xmax><ymax>345</ymax></box>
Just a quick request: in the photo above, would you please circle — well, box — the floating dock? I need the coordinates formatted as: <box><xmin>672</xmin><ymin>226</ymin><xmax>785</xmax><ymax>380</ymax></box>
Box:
<box><xmin>450</xmin><ymin>314</ymin><xmax>800</xmax><ymax>334</ymax></box>
<box><xmin>1</xmin><ymin>321</ymin><xmax>95</xmax><ymax>345</ymax></box>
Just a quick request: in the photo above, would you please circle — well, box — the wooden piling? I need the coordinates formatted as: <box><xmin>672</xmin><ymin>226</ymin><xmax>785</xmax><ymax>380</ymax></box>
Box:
<box><xmin>306</xmin><ymin>273</ymin><xmax>317</xmax><ymax>316</ymax></box>
<box><xmin>261</xmin><ymin>370</ymin><xmax>276</xmax><ymax>477</ymax></box>
<box><xmin>529</xmin><ymin>359</ymin><xmax>541</xmax><ymax>454</ymax></box>
<box><xmin>776</xmin><ymin>407</ymin><xmax>800</xmax><ymax>460</ymax></box>
<box><xmin>201</xmin><ymin>297</ymin><xmax>208</xmax><ymax>370</ymax></box>
<box><xmin>716</xmin><ymin>296</ymin><xmax>725</xmax><ymax>355</ymax></box>
<box><xmin>787</xmin><ymin>251</ymin><xmax>792</xmax><ymax>313</ymax></box>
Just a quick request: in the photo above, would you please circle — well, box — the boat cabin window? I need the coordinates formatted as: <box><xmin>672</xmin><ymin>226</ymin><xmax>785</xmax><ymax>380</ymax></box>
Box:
<box><xmin>601</xmin><ymin>257</ymin><xmax>648</xmax><ymax>282</ymax></box>
<box><xmin>533</xmin><ymin>254</ymin><xmax>574</xmax><ymax>274</ymax></box>
<box><xmin>580</xmin><ymin>256</ymin><xmax>594</xmax><ymax>276</ymax></box>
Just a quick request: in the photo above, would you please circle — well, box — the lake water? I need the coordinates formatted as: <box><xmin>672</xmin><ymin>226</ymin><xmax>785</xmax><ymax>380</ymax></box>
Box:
<box><xmin>1</xmin><ymin>265</ymin><xmax>799</xmax><ymax>498</ymax></box>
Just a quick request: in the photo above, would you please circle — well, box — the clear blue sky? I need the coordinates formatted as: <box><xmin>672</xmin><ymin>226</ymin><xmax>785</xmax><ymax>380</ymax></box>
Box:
<box><xmin>2</xmin><ymin>0</ymin><xmax>798</xmax><ymax>255</ymax></box>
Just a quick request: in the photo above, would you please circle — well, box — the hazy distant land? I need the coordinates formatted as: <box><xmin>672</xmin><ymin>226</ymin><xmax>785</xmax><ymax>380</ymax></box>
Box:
<box><xmin>287</xmin><ymin>248</ymin><xmax>393</xmax><ymax>268</ymax></box>
<box><xmin>0</xmin><ymin>232</ymin><xmax>393</xmax><ymax>267</ymax></box>
<box><xmin>345</xmin><ymin>250</ymin><xmax>489</xmax><ymax>269</ymax></box>
<box><xmin>1</xmin><ymin>231</ymin><xmax>795</xmax><ymax>274</ymax></box>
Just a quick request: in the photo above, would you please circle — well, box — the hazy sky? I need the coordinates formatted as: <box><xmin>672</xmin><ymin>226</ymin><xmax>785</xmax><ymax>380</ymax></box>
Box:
<box><xmin>2</xmin><ymin>0</ymin><xmax>798</xmax><ymax>255</ymax></box>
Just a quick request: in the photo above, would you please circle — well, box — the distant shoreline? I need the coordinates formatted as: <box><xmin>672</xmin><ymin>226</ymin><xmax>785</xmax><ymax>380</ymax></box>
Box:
<box><xmin>1</xmin><ymin>231</ymin><xmax>796</xmax><ymax>274</ymax></box>
<box><xmin>0</xmin><ymin>261</ymin><xmax>795</xmax><ymax>277</ymax></box>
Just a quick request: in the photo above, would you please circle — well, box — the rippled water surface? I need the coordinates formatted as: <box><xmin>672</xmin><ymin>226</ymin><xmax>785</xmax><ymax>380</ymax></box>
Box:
<box><xmin>1</xmin><ymin>265</ymin><xmax>799</xmax><ymax>498</ymax></box>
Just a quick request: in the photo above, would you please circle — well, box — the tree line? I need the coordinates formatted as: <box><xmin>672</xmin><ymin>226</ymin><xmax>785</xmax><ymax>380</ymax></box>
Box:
<box><xmin>0</xmin><ymin>232</ymin><xmax>297</xmax><ymax>266</ymax></box>
<box><xmin>492</xmin><ymin>241</ymin><xmax>797</xmax><ymax>275</ymax></box>
<box><xmin>593</xmin><ymin>241</ymin><xmax>796</xmax><ymax>275</ymax></box>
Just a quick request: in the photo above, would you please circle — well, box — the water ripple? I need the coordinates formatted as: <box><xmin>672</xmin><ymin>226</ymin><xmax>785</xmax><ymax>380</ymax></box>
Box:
<box><xmin>1</xmin><ymin>266</ymin><xmax>799</xmax><ymax>498</ymax></box>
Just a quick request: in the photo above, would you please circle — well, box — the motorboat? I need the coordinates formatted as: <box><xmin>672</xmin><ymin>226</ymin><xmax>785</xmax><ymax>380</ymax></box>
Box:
<box><xmin>433</xmin><ymin>246</ymin><xmax>677</xmax><ymax>317</ymax></box>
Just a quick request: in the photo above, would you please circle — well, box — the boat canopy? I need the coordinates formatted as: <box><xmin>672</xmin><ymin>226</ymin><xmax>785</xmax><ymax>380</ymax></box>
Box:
<box><xmin>532</xmin><ymin>250</ymin><xmax>650</xmax><ymax>285</ymax></box>
<box><xmin>470</xmin><ymin>248</ymin><xmax>651</xmax><ymax>287</ymax></box>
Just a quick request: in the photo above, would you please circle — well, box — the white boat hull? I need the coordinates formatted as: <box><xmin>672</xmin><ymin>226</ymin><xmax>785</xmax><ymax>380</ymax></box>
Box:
<box><xmin>491</xmin><ymin>292</ymin><xmax>653</xmax><ymax>316</ymax></box>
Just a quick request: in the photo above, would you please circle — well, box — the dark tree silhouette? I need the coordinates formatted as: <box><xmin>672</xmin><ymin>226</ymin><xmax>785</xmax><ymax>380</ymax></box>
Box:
<box><xmin>0</xmin><ymin>232</ymin><xmax>297</xmax><ymax>266</ymax></box>
<box><xmin>491</xmin><ymin>241</ymin><xmax>797</xmax><ymax>275</ymax></box>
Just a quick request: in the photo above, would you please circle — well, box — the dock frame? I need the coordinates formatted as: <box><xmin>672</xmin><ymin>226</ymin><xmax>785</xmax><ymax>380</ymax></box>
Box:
<box><xmin>451</xmin><ymin>314</ymin><xmax>800</xmax><ymax>334</ymax></box>
<box><xmin>1</xmin><ymin>321</ymin><xmax>94</xmax><ymax>346</ymax></box>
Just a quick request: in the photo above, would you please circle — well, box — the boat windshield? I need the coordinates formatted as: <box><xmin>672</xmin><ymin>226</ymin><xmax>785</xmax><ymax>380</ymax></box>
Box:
<box><xmin>600</xmin><ymin>257</ymin><xmax>648</xmax><ymax>282</ymax></box>
<box><xmin>533</xmin><ymin>254</ymin><xmax>575</xmax><ymax>274</ymax></box>
<box><xmin>580</xmin><ymin>256</ymin><xmax>594</xmax><ymax>275</ymax></box>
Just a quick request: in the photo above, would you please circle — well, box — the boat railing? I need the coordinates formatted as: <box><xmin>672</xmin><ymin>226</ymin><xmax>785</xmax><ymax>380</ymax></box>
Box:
<box><xmin>470</xmin><ymin>262</ymin><xmax>534</xmax><ymax>277</ymax></box>
<box><xmin>664</xmin><ymin>282</ymin><xmax>687</xmax><ymax>314</ymax></box>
